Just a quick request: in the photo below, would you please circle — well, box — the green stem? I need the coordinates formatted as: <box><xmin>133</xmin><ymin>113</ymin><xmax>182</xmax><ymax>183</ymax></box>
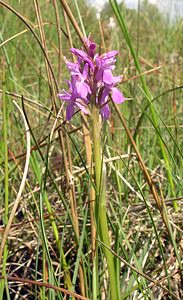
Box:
<box><xmin>0</xmin><ymin>66</ymin><xmax>9</xmax><ymax>300</ymax></box>
<box><xmin>91</xmin><ymin>105</ymin><xmax>119</xmax><ymax>300</ymax></box>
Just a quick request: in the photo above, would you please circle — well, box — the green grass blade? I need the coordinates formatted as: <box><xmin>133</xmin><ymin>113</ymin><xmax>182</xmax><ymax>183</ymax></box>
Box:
<box><xmin>0</xmin><ymin>65</ymin><xmax>9</xmax><ymax>300</ymax></box>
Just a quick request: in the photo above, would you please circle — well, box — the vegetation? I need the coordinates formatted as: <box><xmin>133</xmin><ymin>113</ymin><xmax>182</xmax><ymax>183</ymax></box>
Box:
<box><xmin>0</xmin><ymin>0</ymin><xmax>183</xmax><ymax>299</ymax></box>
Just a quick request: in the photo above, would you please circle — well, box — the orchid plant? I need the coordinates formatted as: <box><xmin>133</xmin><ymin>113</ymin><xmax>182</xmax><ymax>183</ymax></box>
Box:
<box><xmin>58</xmin><ymin>39</ymin><xmax>125</xmax><ymax>300</ymax></box>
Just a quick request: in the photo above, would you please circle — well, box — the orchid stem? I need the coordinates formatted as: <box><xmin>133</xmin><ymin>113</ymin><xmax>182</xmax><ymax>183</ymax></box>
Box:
<box><xmin>91</xmin><ymin>104</ymin><xmax>119</xmax><ymax>300</ymax></box>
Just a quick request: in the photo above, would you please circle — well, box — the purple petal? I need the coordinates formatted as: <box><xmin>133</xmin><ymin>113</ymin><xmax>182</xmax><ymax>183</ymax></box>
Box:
<box><xmin>89</xmin><ymin>42</ymin><xmax>96</xmax><ymax>51</ymax></box>
<box><xmin>84</xmin><ymin>38</ymin><xmax>96</xmax><ymax>50</ymax></box>
<box><xmin>99</xmin><ymin>87</ymin><xmax>110</xmax><ymax>119</ymax></box>
<box><xmin>66</xmin><ymin>103</ymin><xmax>75</xmax><ymax>120</ymax></box>
<box><xmin>84</xmin><ymin>58</ymin><xmax>94</xmax><ymax>71</ymax></box>
<box><xmin>66</xmin><ymin>80</ymin><xmax>73</xmax><ymax>92</ymax></box>
<box><xmin>100</xmin><ymin>104</ymin><xmax>110</xmax><ymax>120</ymax></box>
<box><xmin>58</xmin><ymin>90</ymin><xmax>71</xmax><ymax>101</ymax></box>
<box><xmin>66</xmin><ymin>60</ymin><xmax>79</xmax><ymax>73</ymax></box>
<box><xmin>107</xmin><ymin>65</ymin><xmax>116</xmax><ymax>70</ymax></box>
<box><xmin>77</xmin><ymin>56</ymin><xmax>83</xmax><ymax>65</ymax></box>
<box><xmin>89</xmin><ymin>43</ymin><xmax>96</xmax><ymax>58</ymax></box>
<box><xmin>95</xmin><ymin>55</ymin><xmax>101</xmax><ymax>68</ymax></box>
<box><xmin>75</xmin><ymin>100</ymin><xmax>89</xmax><ymax>115</ymax></box>
<box><xmin>95</xmin><ymin>68</ymin><xmax>103</xmax><ymax>82</ymax></box>
<box><xmin>76</xmin><ymin>82</ymin><xmax>91</xmax><ymax>98</ymax></box>
<box><xmin>82</xmin><ymin>63</ymin><xmax>89</xmax><ymax>79</ymax></box>
<box><xmin>112</xmin><ymin>87</ymin><xmax>125</xmax><ymax>104</ymax></box>
<box><xmin>100</xmin><ymin>87</ymin><xmax>110</xmax><ymax>104</ymax></box>
<box><xmin>101</xmin><ymin>58</ymin><xmax>116</xmax><ymax>68</ymax></box>
<box><xmin>84</xmin><ymin>38</ymin><xmax>96</xmax><ymax>57</ymax></box>
<box><xmin>96</xmin><ymin>51</ymin><xmax>118</xmax><ymax>71</ymax></box>
<box><xmin>103</xmin><ymin>69</ymin><xmax>114</xmax><ymax>84</ymax></box>
<box><xmin>58</xmin><ymin>93</ymin><xmax>63</xmax><ymax>99</ymax></box>
<box><xmin>70</xmin><ymin>48</ymin><xmax>88</xmax><ymax>59</ymax></box>
<box><xmin>70</xmin><ymin>48</ymin><xmax>94</xmax><ymax>71</ymax></box>
<box><xmin>112</xmin><ymin>76</ymin><xmax>122</xmax><ymax>84</ymax></box>
<box><xmin>101</xmin><ymin>50</ymin><xmax>118</xmax><ymax>59</ymax></box>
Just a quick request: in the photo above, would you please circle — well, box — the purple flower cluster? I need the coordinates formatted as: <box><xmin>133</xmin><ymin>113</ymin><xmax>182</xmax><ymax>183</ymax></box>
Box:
<box><xmin>58</xmin><ymin>39</ymin><xmax>125</xmax><ymax>120</ymax></box>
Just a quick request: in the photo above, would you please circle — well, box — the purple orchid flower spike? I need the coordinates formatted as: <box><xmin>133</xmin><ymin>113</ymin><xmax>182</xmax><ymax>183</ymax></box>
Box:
<box><xmin>58</xmin><ymin>37</ymin><xmax>125</xmax><ymax>120</ymax></box>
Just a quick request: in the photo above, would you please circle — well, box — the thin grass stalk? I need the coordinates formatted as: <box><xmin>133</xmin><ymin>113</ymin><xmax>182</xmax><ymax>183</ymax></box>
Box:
<box><xmin>98</xmin><ymin>18</ymin><xmax>106</xmax><ymax>52</ymax></box>
<box><xmin>137</xmin><ymin>0</ymin><xmax>140</xmax><ymax>57</ymax></box>
<box><xmin>172</xmin><ymin>67</ymin><xmax>178</xmax><ymax>141</ymax></box>
<box><xmin>42</xmin><ymin>239</ymin><xmax>46</xmax><ymax>299</ymax></box>
<box><xmin>0</xmin><ymin>31</ymin><xmax>19</xmax><ymax>104</ymax></box>
<box><xmin>73</xmin><ymin>0</ymin><xmax>86</xmax><ymax>37</ymax></box>
<box><xmin>0</xmin><ymin>276</ymin><xmax>89</xmax><ymax>300</ymax></box>
<box><xmin>62</xmin><ymin>8</ymin><xmax>75</xmax><ymax>59</ymax></box>
<box><xmin>72</xmin><ymin>207</ymin><xmax>88</xmax><ymax>290</ymax></box>
<box><xmin>91</xmin><ymin>104</ymin><xmax>119</xmax><ymax>300</ymax></box>
<box><xmin>0</xmin><ymin>65</ymin><xmax>9</xmax><ymax>300</ymax></box>
<box><xmin>65</xmin><ymin>134</ymin><xmax>80</xmax><ymax>236</ymax></box>
<box><xmin>52</xmin><ymin>0</ymin><xmax>62</xmax><ymax>84</ymax></box>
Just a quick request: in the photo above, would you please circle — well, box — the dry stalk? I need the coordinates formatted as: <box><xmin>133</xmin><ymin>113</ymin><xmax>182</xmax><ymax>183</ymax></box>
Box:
<box><xmin>82</xmin><ymin>114</ymin><xmax>96</xmax><ymax>259</ymax></box>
